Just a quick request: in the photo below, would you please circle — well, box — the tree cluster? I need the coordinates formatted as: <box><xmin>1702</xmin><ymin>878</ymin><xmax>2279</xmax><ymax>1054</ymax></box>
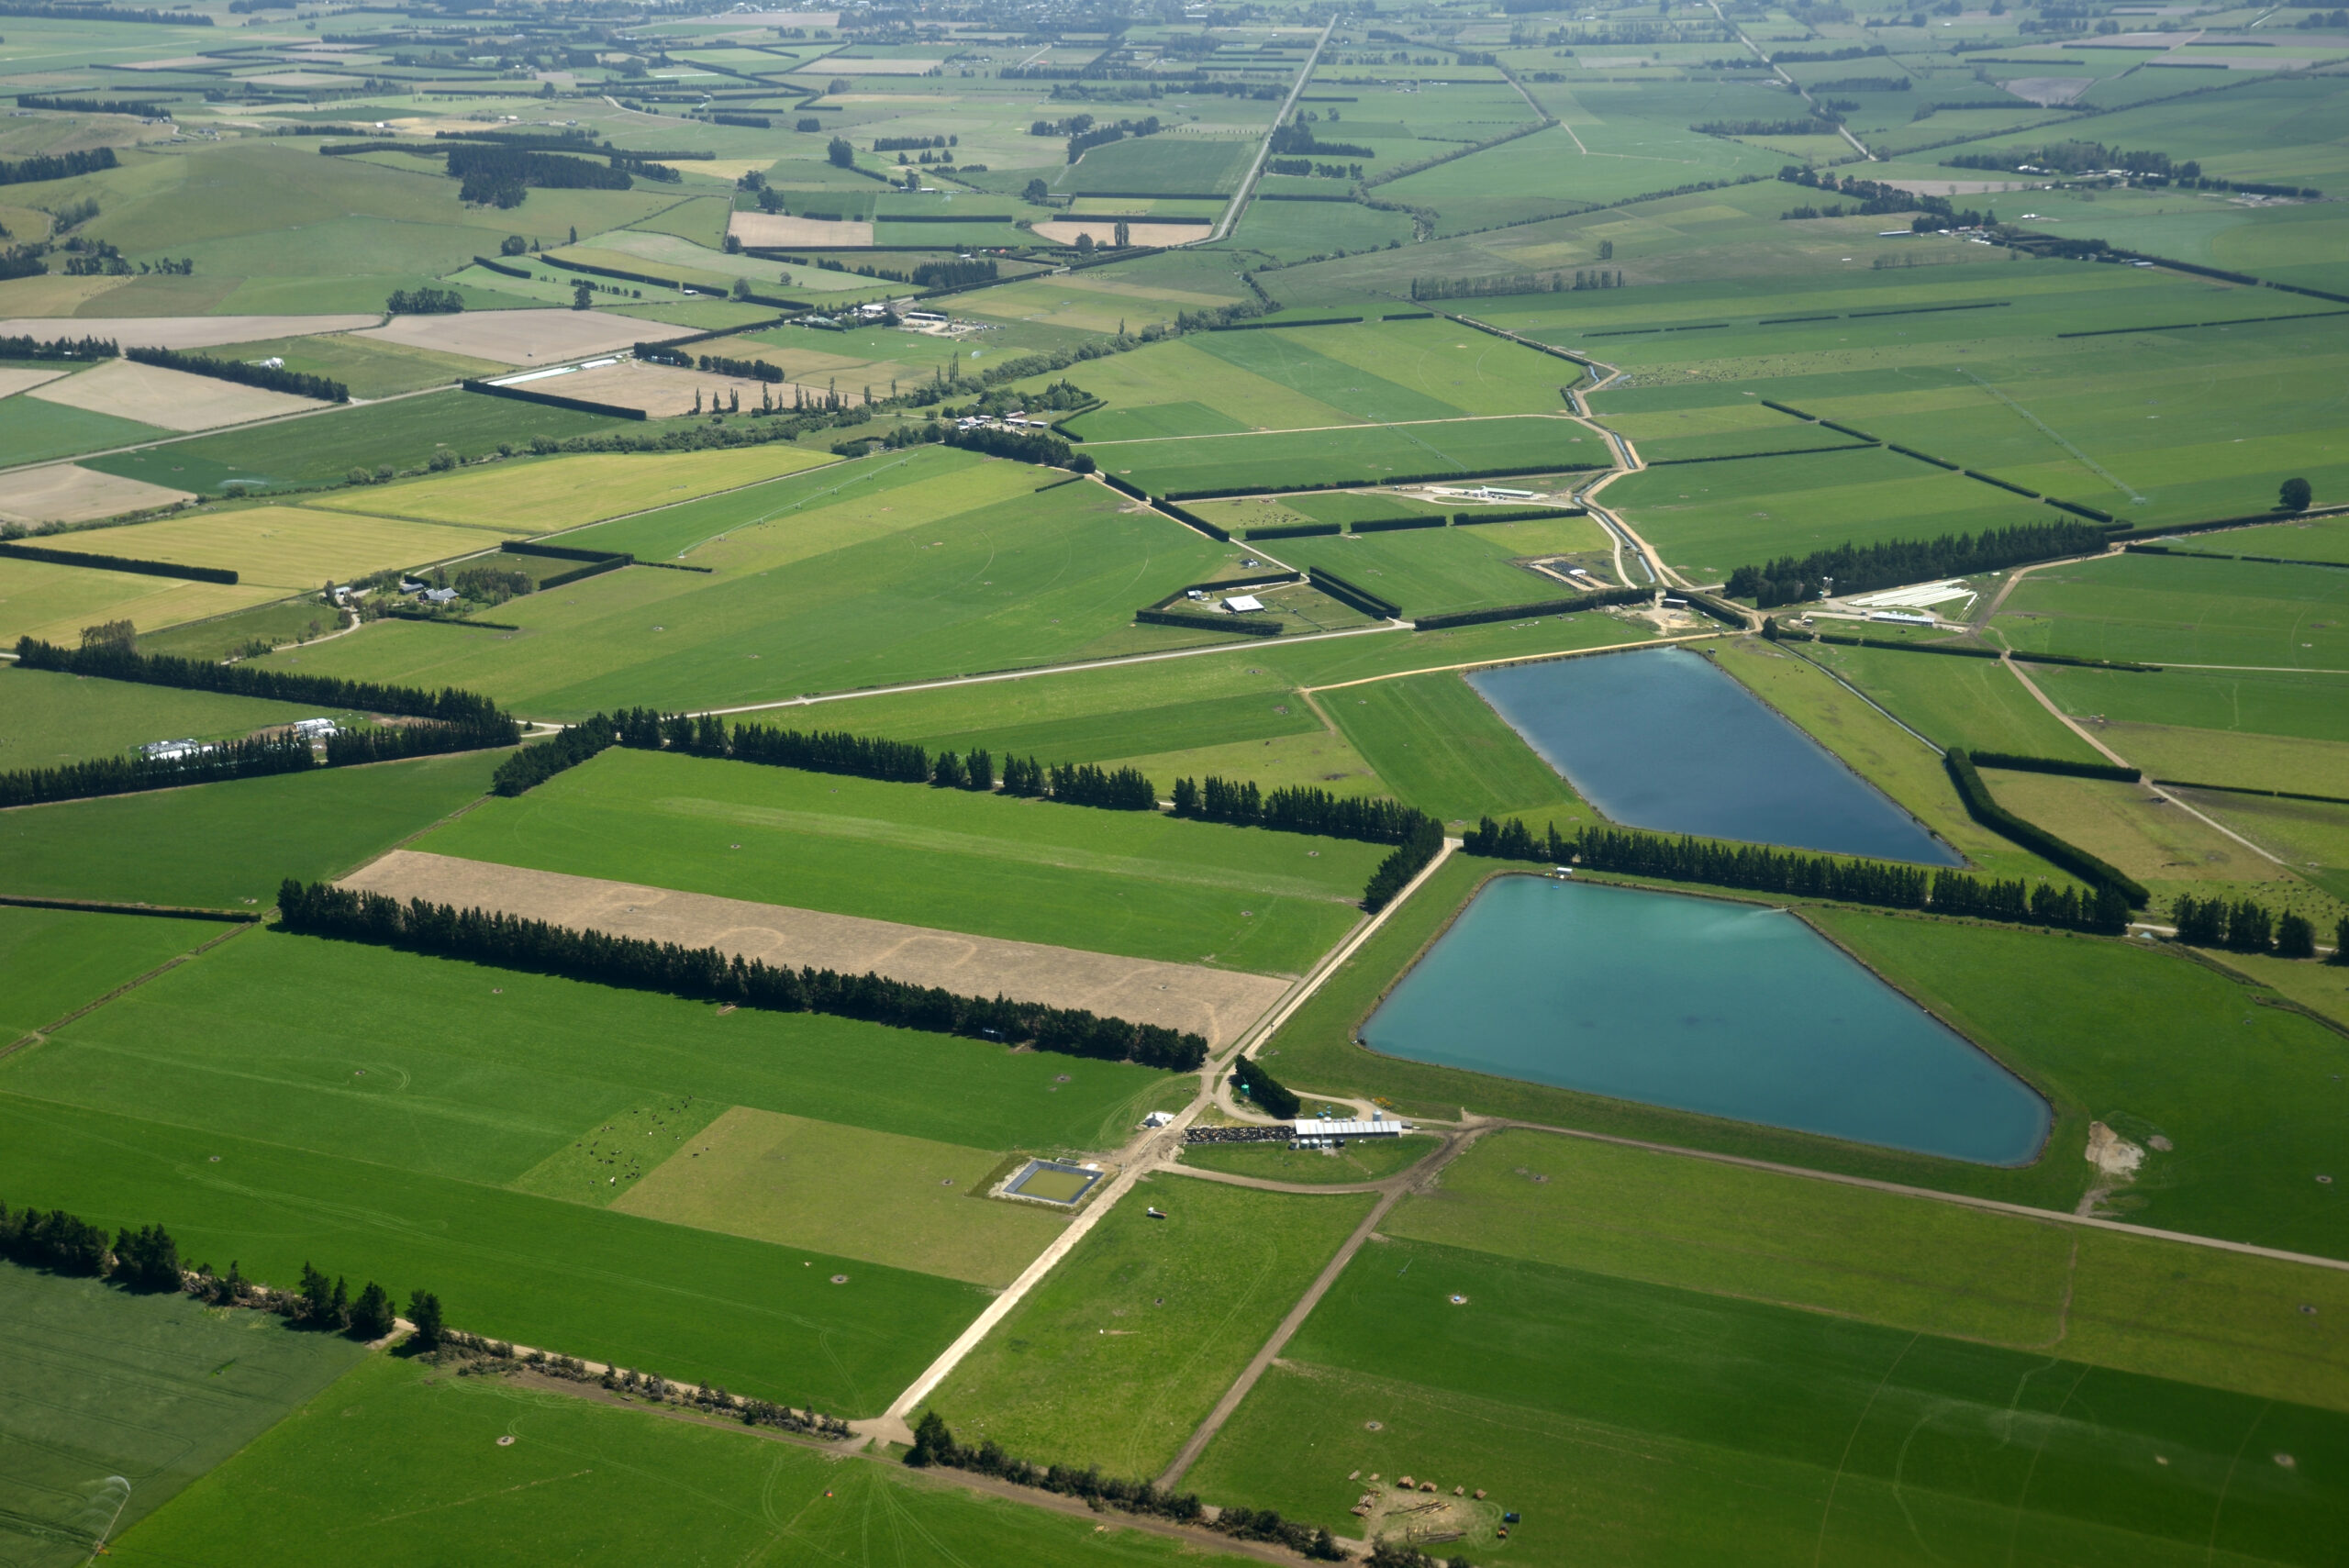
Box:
<box><xmin>930</xmin><ymin>749</ymin><xmax>994</xmax><ymax>790</ymax></box>
<box><xmin>124</xmin><ymin>345</ymin><xmax>348</xmax><ymax>404</ymax></box>
<box><xmin>326</xmin><ymin>716</ymin><xmax>518</xmax><ymax>767</ymax></box>
<box><xmin>906</xmin><ymin>1414</ymin><xmax>1350</xmax><ymax>1561</ymax></box>
<box><xmin>1172</xmin><ymin>776</ymin><xmax>1429</xmax><ymax>845</ymax></box>
<box><xmin>276</xmin><ymin>881</ymin><xmax>1208</xmax><ymax>1070</ymax></box>
<box><xmin>387</xmin><ymin>287</ymin><xmax>463</xmax><ymax>314</ymax></box>
<box><xmin>1471</xmin><ymin>819</ymin><xmax>2133</xmax><ymax>933</ymax></box>
<box><xmin>16</xmin><ymin>637</ymin><xmax>506</xmax><ymax>724</ymax></box>
<box><xmin>0</xmin><ymin>732</ymin><xmax>316</xmax><ymax>809</ymax></box>
<box><xmin>0</xmin><ymin>333</ymin><xmax>116</xmax><ymax>361</ymax></box>
<box><xmin>446</xmin><ymin>143</ymin><xmax>631</xmax><ymax>206</ymax></box>
<box><xmin>0</xmin><ymin>146</ymin><xmax>117</xmax><ymax>186</ymax></box>
<box><xmin>2172</xmin><ymin>895</ymin><xmax>2320</xmax><ymax>958</ymax></box>
<box><xmin>943</xmin><ymin>423</ymin><xmax>1093</xmax><ymax>472</ymax></box>
<box><xmin>1410</xmin><ymin>270</ymin><xmax>1620</xmax><ymax>299</ymax></box>
<box><xmin>697</xmin><ymin>352</ymin><xmax>784</xmax><ymax>383</ymax></box>
<box><xmin>1363</xmin><ymin>815</ymin><xmax>1445</xmax><ymax>913</ymax></box>
<box><xmin>1231</xmin><ymin>1053</ymin><xmax>1301</xmax><ymax>1120</ymax></box>
<box><xmin>1723</xmin><ymin>519</ymin><xmax>2111</xmax><ymax>607</ymax></box>
<box><xmin>1038</xmin><ymin>761</ymin><xmax>1156</xmax><ymax>810</ymax></box>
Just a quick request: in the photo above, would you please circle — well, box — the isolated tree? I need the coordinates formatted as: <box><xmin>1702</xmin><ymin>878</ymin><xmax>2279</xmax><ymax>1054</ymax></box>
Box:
<box><xmin>2277</xmin><ymin>911</ymin><xmax>2318</xmax><ymax>959</ymax></box>
<box><xmin>827</xmin><ymin>136</ymin><xmax>854</xmax><ymax>169</ymax></box>
<box><xmin>567</xmin><ymin>225</ymin><xmax>577</xmax><ymax>244</ymax></box>
<box><xmin>2335</xmin><ymin>916</ymin><xmax>2349</xmax><ymax>965</ymax></box>
<box><xmin>1598</xmin><ymin>239</ymin><xmax>1614</xmax><ymax>261</ymax></box>
<box><xmin>1023</xmin><ymin>177</ymin><xmax>1050</xmax><ymax>202</ymax></box>
<box><xmin>571</xmin><ymin>280</ymin><xmax>594</xmax><ymax>311</ymax></box>
<box><xmin>499</xmin><ymin>234</ymin><xmax>528</xmax><ymax>256</ymax></box>
<box><xmin>731</xmin><ymin>276</ymin><xmax>752</xmax><ymax>301</ymax></box>
<box><xmin>109</xmin><ymin>1223</ymin><xmax>180</xmax><ymax>1293</ymax></box>
<box><xmin>906</xmin><ymin>1410</ymin><xmax>955</xmax><ymax>1466</ymax></box>
<box><xmin>2280</xmin><ymin>476</ymin><xmax>2313</xmax><ymax>510</ymax></box>
<box><xmin>408</xmin><ymin>1289</ymin><xmax>445</xmax><ymax>1350</ymax></box>
<box><xmin>1114</xmin><ymin>219</ymin><xmax>1130</xmax><ymax>248</ymax></box>
<box><xmin>348</xmin><ymin>1281</ymin><xmax>396</xmax><ymax>1340</ymax></box>
<box><xmin>1074</xmin><ymin>232</ymin><xmax>1096</xmax><ymax>255</ymax></box>
<box><xmin>328</xmin><ymin>1274</ymin><xmax>350</xmax><ymax>1331</ymax></box>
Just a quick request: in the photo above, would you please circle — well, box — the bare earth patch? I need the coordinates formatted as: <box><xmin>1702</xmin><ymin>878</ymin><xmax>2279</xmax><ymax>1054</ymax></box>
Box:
<box><xmin>0</xmin><ymin>368</ymin><xmax>66</xmax><ymax>399</ymax></box>
<box><xmin>352</xmin><ymin>308</ymin><xmax>693</xmax><ymax>366</ymax></box>
<box><xmin>1031</xmin><ymin>221</ymin><xmax>1205</xmax><ymax>248</ymax></box>
<box><xmin>0</xmin><ymin>314</ymin><xmax>378</xmax><ymax>350</ymax></box>
<box><xmin>0</xmin><ymin>462</ymin><xmax>193</xmax><ymax>526</ymax></box>
<box><xmin>729</xmin><ymin>211</ymin><xmax>876</xmax><ymax>249</ymax></box>
<box><xmin>341</xmin><ymin>850</ymin><xmax>1290</xmax><ymax>1045</ymax></box>
<box><xmin>502</xmin><ymin>358</ymin><xmax>834</xmax><ymax>417</ymax></box>
<box><xmin>26</xmin><ymin>359</ymin><xmax>329</xmax><ymax>431</ymax></box>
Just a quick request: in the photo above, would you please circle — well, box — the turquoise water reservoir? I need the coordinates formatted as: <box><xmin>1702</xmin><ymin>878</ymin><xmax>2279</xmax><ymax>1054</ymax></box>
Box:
<box><xmin>1364</xmin><ymin>876</ymin><xmax>2050</xmax><ymax>1164</ymax></box>
<box><xmin>1469</xmin><ymin>649</ymin><xmax>1961</xmax><ymax>865</ymax></box>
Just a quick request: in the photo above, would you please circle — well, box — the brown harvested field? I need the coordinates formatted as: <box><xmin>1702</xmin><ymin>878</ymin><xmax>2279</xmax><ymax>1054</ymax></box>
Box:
<box><xmin>0</xmin><ymin>314</ymin><xmax>378</xmax><ymax>350</ymax></box>
<box><xmin>342</xmin><ymin>850</ymin><xmax>1291</xmax><ymax>1045</ymax></box>
<box><xmin>728</xmin><ymin>212</ymin><xmax>875</xmax><ymax>249</ymax></box>
<box><xmin>0</xmin><ymin>369</ymin><xmax>66</xmax><ymax>399</ymax></box>
<box><xmin>26</xmin><ymin>359</ymin><xmax>329</xmax><ymax>431</ymax></box>
<box><xmin>501</xmin><ymin>358</ymin><xmax>820</xmax><ymax>417</ymax></box>
<box><xmin>0</xmin><ymin>462</ymin><xmax>192</xmax><ymax>526</ymax></box>
<box><xmin>1031</xmin><ymin>221</ymin><xmax>1207</xmax><ymax>248</ymax></box>
<box><xmin>352</xmin><ymin>308</ymin><xmax>694</xmax><ymax>366</ymax></box>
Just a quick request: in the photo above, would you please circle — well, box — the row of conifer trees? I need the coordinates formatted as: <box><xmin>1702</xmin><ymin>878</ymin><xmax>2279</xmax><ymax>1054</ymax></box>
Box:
<box><xmin>277</xmin><ymin>880</ymin><xmax>1208</xmax><ymax>1070</ymax></box>
<box><xmin>1463</xmin><ymin>817</ymin><xmax>2134</xmax><ymax>934</ymax></box>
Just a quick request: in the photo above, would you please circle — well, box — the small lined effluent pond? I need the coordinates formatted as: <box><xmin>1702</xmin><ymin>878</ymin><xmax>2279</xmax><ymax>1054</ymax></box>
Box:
<box><xmin>1469</xmin><ymin>648</ymin><xmax>1961</xmax><ymax>866</ymax></box>
<box><xmin>1364</xmin><ymin>877</ymin><xmax>2049</xmax><ymax>1164</ymax></box>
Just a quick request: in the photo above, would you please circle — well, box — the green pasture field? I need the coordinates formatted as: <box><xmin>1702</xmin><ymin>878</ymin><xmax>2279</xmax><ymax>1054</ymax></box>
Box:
<box><xmin>1982</xmin><ymin>767</ymin><xmax>2325</xmax><ymax>915</ymax></box>
<box><xmin>1055</xmin><ymin>135</ymin><xmax>1252</xmax><ymax>195</ymax></box>
<box><xmin>82</xmin><ymin>392</ymin><xmax>633</xmax><ymax>498</ymax></box>
<box><xmin>0</xmin><ymin>906</ymin><xmax>206</xmax><ymax>1040</ymax></box>
<box><xmin>1393</xmin><ymin>1128</ymin><xmax>2349</xmax><ymax>1408</ymax></box>
<box><xmin>1798</xmin><ymin>641</ymin><xmax>2106</xmax><ymax>761</ymax></box>
<box><xmin>611</xmin><ymin>1106</ymin><xmax>1067</xmax><ymax>1288</ymax></box>
<box><xmin>2023</xmin><ymin>662</ymin><xmax>2349</xmax><ymax>749</ymax></box>
<box><xmin>314</xmin><ymin>444</ymin><xmax>842</xmax><ymax>534</ymax></box>
<box><xmin>2190</xmin><ymin>517</ymin><xmax>2349</xmax><ymax>564</ymax></box>
<box><xmin>0</xmin><ymin>665</ymin><xmax>361</xmax><ymax>769</ymax></box>
<box><xmin>1092</xmin><ymin>417</ymin><xmax>1594</xmax><ymax>497</ymax></box>
<box><xmin>194</xmin><ymin>332</ymin><xmax>507</xmax><ymax>401</ymax></box>
<box><xmin>927</xmin><ymin>1173</ymin><xmax>1376</xmax><ymax>1478</ymax></box>
<box><xmin>66</xmin><ymin>506</ymin><xmax>507</xmax><ymax>592</ymax></box>
<box><xmin>244</xmin><ymin>455</ymin><xmax>1242</xmax><ymax>717</ymax></box>
<box><xmin>0</xmin><ymin>1266</ymin><xmax>367</xmax><ymax>1567</ymax></box>
<box><xmin>1601</xmin><ymin>444</ymin><xmax>2057</xmax><ymax>582</ymax></box>
<box><xmin>1177</xmin><ymin>1132</ymin><xmax>1439</xmax><ymax>1185</ymax></box>
<box><xmin>2170</xmin><ymin>788</ymin><xmax>2349</xmax><ymax>903</ymax></box>
<box><xmin>0</xmin><ymin>393</ymin><xmax>170</xmax><ymax>470</ymax></box>
<box><xmin>1184</xmin><ymin>1237</ymin><xmax>2349</xmax><ymax>1567</ymax></box>
<box><xmin>1712</xmin><ymin>639</ymin><xmax>2052</xmax><ymax>879</ymax></box>
<box><xmin>416</xmin><ymin>747</ymin><xmax>1384</xmax><ymax>976</ymax></box>
<box><xmin>1230</xmin><ymin>197</ymin><xmax>1416</xmax><ymax>261</ymax></box>
<box><xmin>0</xmin><ymin>552</ymin><xmax>273</xmax><ymax>649</ymax></box>
<box><xmin>114</xmin><ymin>1355</ymin><xmax>1267</xmax><ymax>1568</ymax></box>
<box><xmin>1258</xmin><ymin>852</ymin><xmax>2349</xmax><ymax>1254</ymax></box>
<box><xmin>135</xmin><ymin>597</ymin><xmax>347</xmax><ymax>662</ymax></box>
<box><xmin>1259</xmin><ymin>518</ymin><xmax>1611</xmax><ymax>618</ymax></box>
<box><xmin>2119</xmin><ymin>723</ymin><xmax>2349</xmax><ymax>803</ymax></box>
<box><xmin>1062</xmin><ymin>321</ymin><xmax>1586</xmax><ymax>441</ymax></box>
<box><xmin>1321</xmin><ymin>669</ymin><xmax>1592</xmax><ymax>828</ymax></box>
<box><xmin>0</xmin><ymin>750</ymin><xmax>503</xmax><ymax>909</ymax></box>
<box><xmin>1991</xmin><ymin>554</ymin><xmax>2349</xmax><ymax>670</ymax></box>
<box><xmin>1604</xmin><ymin>396</ymin><xmax>1864</xmax><ymax>463</ymax></box>
<box><xmin>18</xmin><ymin>924</ymin><xmax>1174</xmax><ymax>1184</ymax></box>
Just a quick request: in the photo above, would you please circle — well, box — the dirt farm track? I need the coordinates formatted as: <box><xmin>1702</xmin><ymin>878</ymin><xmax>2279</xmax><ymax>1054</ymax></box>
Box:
<box><xmin>340</xmin><ymin>851</ymin><xmax>1292</xmax><ymax>1045</ymax></box>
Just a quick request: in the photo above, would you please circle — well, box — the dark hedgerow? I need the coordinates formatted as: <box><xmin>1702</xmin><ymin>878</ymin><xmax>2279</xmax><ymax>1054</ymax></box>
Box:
<box><xmin>275</xmin><ymin>881</ymin><xmax>1209</xmax><ymax>1071</ymax></box>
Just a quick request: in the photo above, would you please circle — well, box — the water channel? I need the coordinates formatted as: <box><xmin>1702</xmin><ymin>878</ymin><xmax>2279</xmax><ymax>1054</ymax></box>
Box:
<box><xmin>1468</xmin><ymin>648</ymin><xmax>1961</xmax><ymax>865</ymax></box>
<box><xmin>1363</xmin><ymin>876</ymin><xmax>2050</xmax><ymax>1164</ymax></box>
